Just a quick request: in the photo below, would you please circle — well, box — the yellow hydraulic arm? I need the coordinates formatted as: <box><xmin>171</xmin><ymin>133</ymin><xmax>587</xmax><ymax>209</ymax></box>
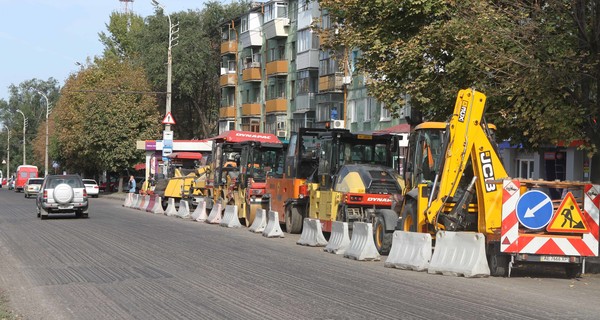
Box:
<box><xmin>425</xmin><ymin>89</ymin><xmax>508</xmax><ymax>234</ymax></box>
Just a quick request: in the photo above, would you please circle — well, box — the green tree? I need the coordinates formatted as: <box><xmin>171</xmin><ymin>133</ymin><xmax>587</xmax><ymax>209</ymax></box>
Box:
<box><xmin>133</xmin><ymin>1</ymin><xmax>252</xmax><ymax>139</ymax></box>
<box><xmin>0</xmin><ymin>78</ymin><xmax>60</xmax><ymax>173</ymax></box>
<box><xmin>320</xmin><ymin>0</ymin><xmax>600</xmax><ymax>182</ymax></box>
<box><xmin>53</xmin><ymin>57</ymin><xmax>161</xmax><ymax>177</ymax></box>
<box><xmin>98</xmin><ymin>12</ymin><xmax>146</xmax><ymax>60</ymax></box>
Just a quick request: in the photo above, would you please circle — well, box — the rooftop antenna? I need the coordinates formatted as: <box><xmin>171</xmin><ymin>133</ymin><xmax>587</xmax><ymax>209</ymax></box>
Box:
<box><xmin>119</xmin><ymin>0</ymin><xmax>134</xmax><ymax>14</ymax></box>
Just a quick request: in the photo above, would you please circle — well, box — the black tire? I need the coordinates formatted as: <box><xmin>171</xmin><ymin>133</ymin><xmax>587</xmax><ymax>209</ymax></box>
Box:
<box><xmin>40</xmin><ymin>214</ymin><xmax>47</xmax><ymax>220</ymax></box>
<box><xmin>487</xmin><ymin>253</ymin><xmax>509</xmax><ymax>277</ymax></box>
<box><xmin>565</xmin><ymin>264</ymin><xmax>582</xmax><ymax>278</ymax></box>
<box><xmin>24</xmin><ymin>194</ymin><xmax>27</xmax><ymax>198</ymax></box>
<box><xmin>36</xmin><ymin>207</ymin><xmax>41</xmax><ymax>218</ymax></box>
<box><xmin>285</xmin><ymin>204</ymin><xmax>303</xmax><ymax>234</ymax></box>
<box><xmin>373</xmin><ymin>215</ymin><xmax>393</xmax><ymax>255</ymax></box>
<box><xmin>75</xmin><ymin>210</ymin><xmax>83</xmax><ymax>218</ymax></box>
<box><xmin>400</xmin><ymin>200</ymin><xmax>418</xmax><ymax>232</ymax></box>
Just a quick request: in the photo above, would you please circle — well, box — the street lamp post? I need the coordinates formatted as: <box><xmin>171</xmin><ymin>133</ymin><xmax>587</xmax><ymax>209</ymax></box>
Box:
<box><xmin>5</xmin><ymin>128</ymin><xmax>9</xmax><ymax>180</ymax></box>
<box><xmin>33</xmin><ymin>89</ymin><xmax>50</xmax><ymax>177</ymax></box>
<box><xmin>16</xmin><ymin>110</ymin><xmax>27</xmax><ymax>165</ymax></box>
<box><xmin>151</xmin><ymin>0</ymin><xmax>178</xmax><ymax>133</ymax></box>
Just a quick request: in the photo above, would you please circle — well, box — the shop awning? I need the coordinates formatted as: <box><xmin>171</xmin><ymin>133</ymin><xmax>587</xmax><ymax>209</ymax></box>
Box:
<box><xmin>210</xmin><ymin>130</ymin><xmax>282</xmax><ymax>144</ymax></box>
<box><xmin>166</xmin><ymin>152</ymin><xmax>203</xmax><ymax>160</ymax></box>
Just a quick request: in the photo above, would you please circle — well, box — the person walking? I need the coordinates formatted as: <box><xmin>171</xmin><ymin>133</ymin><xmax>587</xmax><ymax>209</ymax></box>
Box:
<box><xmin>128</xmin><ymin>175</ymin><xmax>136</xmax><ymax>193</ymax></box>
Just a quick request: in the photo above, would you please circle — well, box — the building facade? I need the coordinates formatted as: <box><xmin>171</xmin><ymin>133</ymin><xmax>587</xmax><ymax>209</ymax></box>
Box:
<box><xmin>217</xmin><ymin>0</ymin><xmax>405</xmax><ymax>139</ymax></box>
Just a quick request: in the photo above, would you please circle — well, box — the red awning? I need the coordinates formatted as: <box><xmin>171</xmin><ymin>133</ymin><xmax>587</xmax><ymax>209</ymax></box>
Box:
<box><xmin>134</xmin><ymin>163</ymin><xmax>146</xmax><ymax>171</ymax></box>
<box><xmin>374</xmin><ymin>123</ymin><xmax>411</xmax><ymax>134</ymax></box>
<box><xmin>167</xmin><ymin>152</ymin><xmax>203</xmax><ymax>160</ymax></box>
<box><xmin>210</xmin><ymin>130</ymin><xmax>282</xmax><ymax>144</ymax></box>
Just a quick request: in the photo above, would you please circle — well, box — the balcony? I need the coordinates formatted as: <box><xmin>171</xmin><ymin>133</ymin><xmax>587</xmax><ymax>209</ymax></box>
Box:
<box><xmin>266</xmin><ymin>98</ymin><xmax>287</xmax><ymax>113</ymax></box>
<box><xmin>263</xmin><ymin>19</ymin><xmax>290</xmax><ymax>39</ymax></box>
<box><xmin>318</xmin><ymin>73</ymin><xmax>344</xmax><ymax>92</ymax></box>
<box><xmin>220</xmin><ymin>74</ymin><xmax>237</xmax><ymax>87</ymax></box>
<box><xmin>242</xmin><ymin>103</ymin><xmax>261</xmax><ymax>116</ymax></box>
<box><xmin>220</xmin><ymin>41</ymin><xmax>238</xmax><ymax>55</ymax></box>
<box><xmin>219</xmin><ymin>106</ymin><xmax>236</xmax><ymax>118</ymax></box>
<box><xmin>266</xmin><ymin>60</ymin><xmax>288</xmax><ymax>76</ymax></box>
<box><xmin>242</xmin><ymin>66</ymin><xmax>261</xmax><ymax>82</ymax></box>
<box><xmin>295</xmin><ymin>93</ymin><xmax>316</xmax><ymax>113</ymax></box>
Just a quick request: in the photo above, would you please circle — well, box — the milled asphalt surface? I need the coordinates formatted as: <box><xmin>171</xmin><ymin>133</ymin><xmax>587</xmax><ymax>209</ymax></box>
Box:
<box><xmin>1</xmin><ymin>188</ymin><xmax>600</xmax><ymax>319</ymax></box>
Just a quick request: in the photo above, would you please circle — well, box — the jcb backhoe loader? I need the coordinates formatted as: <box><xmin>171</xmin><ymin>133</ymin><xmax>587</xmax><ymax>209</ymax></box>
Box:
<box><xmin>394</xmin><ymin>88</ymin><xmax>598</xmax><ymax>277</ymax></box>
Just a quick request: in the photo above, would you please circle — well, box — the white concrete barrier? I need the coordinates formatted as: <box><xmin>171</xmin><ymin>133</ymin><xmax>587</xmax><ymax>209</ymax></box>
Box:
<box><xmin>123</xmin><ymin>193</ymin><xmax>133</xmax><ymax>207</ymax></box>
<box><xmin>131</xmin><ymin>194</ymin><xmax>141</xmax><ymax>210</ymax></box>
<box><xmin>150</xmin><ymin>196</ymin><xmax>165</xmax><ymax>214</ymax></box>
<box><xmin>136</xmin><ymin>195</ymin><xmax>146</xmax><ymax>210</ymax></box>
<box><xmin>344</xmin><ymin>222</ymin><xmax>380</xmax><ymax>261</ymax></box>
<box><xmin>145</xmin><ymin>195</ymin><xmax>156</xmax><ymax>212</ymax></box>
<box><xmin>220</xmin><ymin>205</ymin><xmax>242</xmax><ymax>228</ymax></box>
<box><xmin>141</xmin><ymin>195</ymin><xmax>151</xmax><ymax>211</ymax></box>
<box><xmin>297</xmin><ymin>219</ymin><xmax>328</xmax><ymax>247</ymax></box>
<box><xmin>262</xmin><ymin>210</ymin><xmax>284</xmax><ymax>238</ymax></box>
<box><xmin>248</xmin><ymin>208</ymin><xmax>267</xmax><ymax>233</ymax></box>
<box><xmin>384</xmin><ymin>231</ymin><xmax>432</xmax><ymax>271</ymax></box>
<box><xmin>177</xmin><ymin>200</ymin><xmax>191</xmax><ymax>219</ymax></box>
<box><xmin>164</xmin><ymin>198</ymin><xmax>178</xmax><ymax>216</ymax></box>
<box><xmin>427</xmin><ymin>231</ymin><xmax>490</xmax><ymax>278</ymax></box>
<box><xmin>324</xmin><ymin>221</ymin><xmax>350</xmax><ymax>254</ymax></box>
<box><xmin>191</xmin><ymin>199</ymin><xmax>207</xmax><ymax>221</ymax></box>
<box><xmin>206</xmin><ymin>202</ymin><xmax>222</xmax><ymax>224</ymax></box>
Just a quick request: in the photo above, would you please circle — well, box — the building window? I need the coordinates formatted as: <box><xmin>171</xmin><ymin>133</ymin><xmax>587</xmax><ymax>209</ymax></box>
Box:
<box><xmin>380</xmin><ymin>102</ymin><xmax>391</xmax><ymax>121</ymax></box>
<box><xmin>517</xmin><ymin>159</ymin><xmax>534</xmax><ymax>179</ymax></box>
<box><xmin>299</xmin><ymin>0</ymin><xmax>308</xmax><ymax>12</ymax></box>
<box><xmin>364</xmin><ymin>98</ymin><xmax>374</xmax><ymax>122</ymax></box>
<box><xmin>241</xmin><ymin>16</ymin><xmax>248</xmax><ymax>33</ymax></box>
<box><xmin>348</xmin><ymin>100</ymin><xmax>356</xmax><ymax>123</ymax></box>
<box><xmin>297</xmin><ymin>29</ymin><xmax>319</xmax><ymax>53</ymax></box>
<box><xmin>264</xmin><ymin>2</ymin><xmax>288</xmax><ymax>23</ymax></box>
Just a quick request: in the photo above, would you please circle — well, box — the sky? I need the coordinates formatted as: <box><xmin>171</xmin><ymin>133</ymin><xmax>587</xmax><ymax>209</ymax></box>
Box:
<box><xmin>0</xmin><ymin>0</ymin><xmax>210</xmax><ymax>101</ymax></box>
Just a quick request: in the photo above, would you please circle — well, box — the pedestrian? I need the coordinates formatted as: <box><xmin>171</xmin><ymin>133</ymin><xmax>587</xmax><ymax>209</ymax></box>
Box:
<box><xmin>128</xmin><ymin>175</ymin><xmax>136</xmax><ymax>193</ymax></box>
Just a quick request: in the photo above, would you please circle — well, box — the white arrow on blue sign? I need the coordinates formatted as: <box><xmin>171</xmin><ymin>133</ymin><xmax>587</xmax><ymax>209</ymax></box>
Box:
<box><xmin>516</xmin><ymin>190</ymin><xmax>554</xmax><ymax>230</ymax></box>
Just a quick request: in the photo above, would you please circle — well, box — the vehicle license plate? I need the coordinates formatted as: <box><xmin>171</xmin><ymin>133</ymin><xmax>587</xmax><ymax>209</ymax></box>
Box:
<box><xmin>540</xmin><ymin>255</ymin><xmax>570</xmax><ymax>263</ymax></box>
<box><xmin>58</xmin><ymin>205</ymin><xmax>73</xmax><ymax>210</ymax></box>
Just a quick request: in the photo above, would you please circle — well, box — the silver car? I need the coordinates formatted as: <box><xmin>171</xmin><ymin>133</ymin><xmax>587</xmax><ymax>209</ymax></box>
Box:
<box><xmin>36</xmin><ymin>174</ymin><xmax>89</xmax><ymax>219</ymax></box>
<box><xmin>24</xmin><ymin>178</ymin><xmax>44</xmax><ymax>198</ymax></box>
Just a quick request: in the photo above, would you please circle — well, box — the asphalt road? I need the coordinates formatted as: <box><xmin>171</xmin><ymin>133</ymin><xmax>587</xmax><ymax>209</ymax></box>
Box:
<box><xmin>1</xmin><ymin>188</ymin><xmax>600</xmax><ymax>320</ymax></box>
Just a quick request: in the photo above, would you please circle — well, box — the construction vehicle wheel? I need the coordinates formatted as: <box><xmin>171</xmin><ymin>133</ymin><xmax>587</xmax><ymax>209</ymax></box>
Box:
<box><xmin>400</xmin><ymin>200</ymin><xmax>417</xmax><ymax>232</ymax></box>
<box><xmin>487</xmin><ymin>253</ymin><xmax>509</xmax><ymax>277</ymax></box>
<box><xmin>246</xmin><ymin>203</ymin><xmax>260</xmax><ymax>227</ymax></box>
<box><xmin>374</xmin><ymin>215</ymin><xmax>392</xmax><ymax>255</ymax></box>
<box><xmin>565</xmin><ymin>264</ymin><xmax>582</xmax><ymax>278</ymax></box>
<box><xmin>285</xmin><ymin>205</ymin><xmax>303</xmax><ymax>234</ymax></box>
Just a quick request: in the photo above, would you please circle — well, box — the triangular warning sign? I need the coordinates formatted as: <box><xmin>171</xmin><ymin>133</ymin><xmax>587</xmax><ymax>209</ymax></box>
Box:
<box><xmin>546</xmin><ymin>192</ymin><xmax>590</xmax><ymax>233</ymax></box>
<box><xmin>162</xmin><ymin>112</ymin><xmax>176</xmax><ymax>125</ymax></box>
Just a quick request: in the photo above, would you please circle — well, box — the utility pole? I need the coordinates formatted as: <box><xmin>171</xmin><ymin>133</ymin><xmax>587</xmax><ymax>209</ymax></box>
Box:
<box><xmin>16</xmin><ymin>110</ymin><xmax>27</xmax><ymax>165</ymax></box>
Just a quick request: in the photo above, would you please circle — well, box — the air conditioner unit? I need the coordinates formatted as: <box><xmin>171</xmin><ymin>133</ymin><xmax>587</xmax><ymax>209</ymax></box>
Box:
<box><xmin>332</xmin><ymin>120</ymin><xmax>345</xmax><ymax>129</ymax></box>
<box><xmin>276</xmin><ymin>130</ymin><xmax>287</xmax><ymax>138</ymax></box>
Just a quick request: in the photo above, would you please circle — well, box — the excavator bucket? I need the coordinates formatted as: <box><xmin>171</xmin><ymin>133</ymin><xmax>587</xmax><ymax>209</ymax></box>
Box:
<box><xmin>428</xmin><ymin>231</ymin><xmax>490</xmax><ymax>277</ymax></box>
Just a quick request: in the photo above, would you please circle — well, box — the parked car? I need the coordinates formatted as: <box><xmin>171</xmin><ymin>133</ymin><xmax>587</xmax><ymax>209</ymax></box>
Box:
<box><xmin>82</xmin><ymin>179</ymin><xmax>99</xmax><ymax>198</ymax></box>
<box><xmin>36</xmin><ymin>174</ymin><xmax>89</xmax><ymax>219</ymax></box>
<box><xmin>24</xmin><ymin>178</ymin><xmax>44</xmax><ymax>198</ymax></box>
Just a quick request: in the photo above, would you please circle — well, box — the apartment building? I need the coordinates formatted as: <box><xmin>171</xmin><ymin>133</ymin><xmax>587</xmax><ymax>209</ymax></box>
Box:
<box><xmin>218</xmin><ymin>0</ymin><xmax>406</xmax><ymax>138</ymax></box>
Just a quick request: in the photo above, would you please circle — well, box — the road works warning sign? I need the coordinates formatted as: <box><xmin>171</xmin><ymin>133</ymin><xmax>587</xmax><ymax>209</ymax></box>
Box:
<box><xmin>546</xmin><ymin>192</ymin><xmax>590</xmax><ymax>233</ymax></box>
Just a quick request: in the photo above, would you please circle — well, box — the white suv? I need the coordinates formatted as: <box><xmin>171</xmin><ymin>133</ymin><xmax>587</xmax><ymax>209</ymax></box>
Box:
<box><xmin>36</xmin><ymin>174</ymin><xmax>89</xmax><ymax>219</ymax></box>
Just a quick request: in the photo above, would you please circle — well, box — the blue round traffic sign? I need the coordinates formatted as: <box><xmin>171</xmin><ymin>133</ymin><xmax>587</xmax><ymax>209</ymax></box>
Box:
<box><xmin>516</xmin><ymin>190</ymin><xmax>554</xmax><ymax>230</ymax></box>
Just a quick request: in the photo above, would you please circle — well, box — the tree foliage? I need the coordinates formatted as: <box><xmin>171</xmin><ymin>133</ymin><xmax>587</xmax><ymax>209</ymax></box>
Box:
<box><xmin>0</xmin><ymin>78</ymin><xmax>60</xmax><ymax>174</ymax></box>
<box><xmin>53</xmin><ymin>57</ymin><xmax>161</xmax><ymax>176</ymax></box>
<box><xmin>319</xmin><ymin>0</ymin><xmax>600</xmax><ymax>159</ymax></box>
